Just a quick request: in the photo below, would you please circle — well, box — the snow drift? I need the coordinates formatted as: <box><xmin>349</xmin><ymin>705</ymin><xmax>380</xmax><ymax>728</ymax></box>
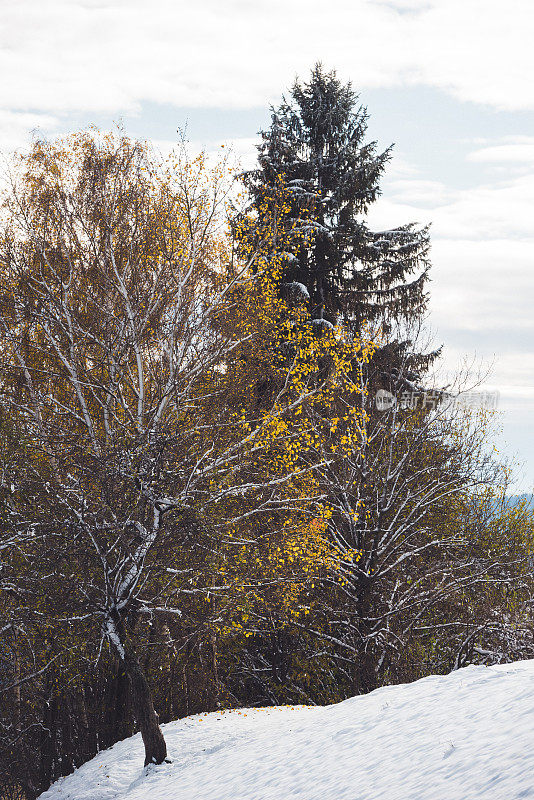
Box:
<box><xmin>39</xmin><ymin>660</ymin><xmax>534</xmax><ymax>800</ymax></box>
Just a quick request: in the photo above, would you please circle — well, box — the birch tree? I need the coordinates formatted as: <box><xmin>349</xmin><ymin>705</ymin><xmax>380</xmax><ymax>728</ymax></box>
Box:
<box><xmin>0</xmin><ymin>131</ymin><xmax>369</xmax><ymax>768</ymax></box>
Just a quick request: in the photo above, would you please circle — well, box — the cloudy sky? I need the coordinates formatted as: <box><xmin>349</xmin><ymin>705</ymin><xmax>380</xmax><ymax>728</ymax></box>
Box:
<box><xmin>3</xmin><ymin>0</ymin><xmax>534</xmax><ymax>489</ymax></box>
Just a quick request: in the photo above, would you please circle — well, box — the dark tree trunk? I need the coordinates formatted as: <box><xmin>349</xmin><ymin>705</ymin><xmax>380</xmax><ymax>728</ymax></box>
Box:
<box><xmin>77</xmin><ymin>683</ymin><xmax>95</xmax><ymax>766</ymax></box>
<box><xmin>353</xmin><ymin>648</ymin><xmax>378</xmax><ymax>695</ymax></box>
<box><xmin>112</xmin><ymin>664</ymin><xmax>134</xmax><ymax>743</ymax></box>
<box><xmin>59</xmin><ymin>692</ymin><xmax>75</xmax><ymax>777</ymax></box>
<box><xmin>124</xmin><ymin>646</ymin><xmax>167</xmax><ymax>766</ymax></box>
<box><xmin>11</xmin><ymin>629</ymin><xmax>21</xmax><ymax>733</ymax></box>
<box><xmin>162</xmin><ymin>624</ymin><xmax>177</xmax><ymax>722</ymax></box>
<box><xmin>353</xmin><ymin>576</ymin><xmax>378</xmax><ymax>695</ymax></box>
<box><xmin>40</xmin><ymin>691</ymin><xmax>58</xmax><ymax>792</ymax></box>
<box><xmin>210</xmin><ymin>631</ymin><xmax>220</xmax><ymax>710</ymax></box>
<box><xmin>109</xmin><ymin>614</ymin><xmax>167</xmax><ymax>767</ymax></box>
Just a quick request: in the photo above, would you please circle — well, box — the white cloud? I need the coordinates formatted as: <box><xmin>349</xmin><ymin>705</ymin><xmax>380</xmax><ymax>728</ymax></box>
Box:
<box><xmin>468</xmin><ymin>137</ymin><xmax>534</xmax><ymax>166</ymax></box>
<box><xmin>407</xmin><ymin>1</ymin><xmax>534</xmax><ymax>110</ymax></box>
<box><xmin>380</xmin><ymin>178</ymin><xmax>456</xmax><ymax>208</ymax></box>
<box><xmin>364</xmin><ymin>155</ymin><xmax>534</xmax><ymax>401</ymax></box>
<box><xmin>429</xmin><ymin>238</ymin><xmax>534</xmax><ymax>332</ymax></box>
<box><xmin>0</xmin><ymin>0</ymin><xmax>533</xmax><ymax>140</ymax></box>
<box><xmin>0</xmin><ymin>110</ymin><xmax>58</xmax><ymax>152</ymax></box>
<box><xmin>370</xmin><ymin>169</ymin><xmax>534</xmax><ymax>240</ymax></box>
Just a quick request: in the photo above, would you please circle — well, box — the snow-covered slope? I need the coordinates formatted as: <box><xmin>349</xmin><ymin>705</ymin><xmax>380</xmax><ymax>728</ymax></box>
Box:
<box><xmin>39</xmin><ymin>660</ymin><xmax>534</xmax><ymax>800</ymax></box>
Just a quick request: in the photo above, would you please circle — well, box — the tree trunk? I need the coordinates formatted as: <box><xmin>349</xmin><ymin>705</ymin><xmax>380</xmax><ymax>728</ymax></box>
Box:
<box><xmin>162</xmin><ymin>624</ymin><xmax>177</xmax><ymax>722</ymax></box>
<box><xmin>107</xmin><ymin>614</ymin><xmax>167</xmax><ymax>766</ymax></box>
<box><xmin>59</xmin><ymin>692</ymin><xmax>75</xmax><ymax>777</ymax></box>
<box><xmin>353</xmin><ymin>576</ymin><xmax>378</xmax><ymax>695</ymax></box>
<box><xmin>40</xmin><ymin>690</ymin><xmax>58</xmax><ymax>792</ymax></box>
<box><xmin>124</xmin><ymin>646</ymin><xmax>168</xmax><ymax>766</ymax></box>
<box><xmin>353</xmin><ymin>648</ymin><xmax>378</xmax><ymax>695</ymax></box>
<box><xmin>210</xmin><ymin>631</ymin><xmax>220</xmax><ymax>710</ymax></box>
<box><xmin>12</xmin><ymin>629</ymin><xmax>21</xmax><ymax>732</ymax></box>
<box><xmin>77</xmin><ymin>684</ymin><xmax>94</xmax><ymax>766</ymax></box>
<box><xmin>109</xmin><ymin>661</ymin><xmax>134</xmax><ymax>744</ymax></box>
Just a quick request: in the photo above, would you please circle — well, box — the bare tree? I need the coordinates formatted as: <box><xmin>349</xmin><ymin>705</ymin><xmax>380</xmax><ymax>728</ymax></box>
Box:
<box><xmin>291</xmin><ymin>323</ymin><xmax>530</xmax><ymax>693</ymax></box>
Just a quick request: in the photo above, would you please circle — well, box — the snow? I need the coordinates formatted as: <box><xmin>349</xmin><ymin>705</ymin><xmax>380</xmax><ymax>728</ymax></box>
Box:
<box><xmin>312</xmin><ymin>317</ymin><xmax>334</xmax><ymax>330</ymax></box>
<box><xmin>39</xmin><ymin>660</ymin><xmax>534</xmax><ymax>800</ymax></box>
<box><xmin>102</xmin><ymin>618</ymin><xmax>125</xmax><ymax>660</ymax></box>
<box><xmin>280</xmin><ymin>280</ymin><xmax>310</xmax><ymax>300</ymax></box>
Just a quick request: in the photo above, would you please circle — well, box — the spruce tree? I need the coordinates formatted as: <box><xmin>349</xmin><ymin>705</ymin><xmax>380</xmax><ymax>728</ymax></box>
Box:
<box><xmin>244</xmin><ymin>64</ymin><xmax>432</xmax><ymax>358</ymax></box>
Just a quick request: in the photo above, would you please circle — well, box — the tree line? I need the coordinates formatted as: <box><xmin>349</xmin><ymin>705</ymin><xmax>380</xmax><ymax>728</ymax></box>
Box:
<box><xmin>1</xmin><ymin>65</ymin><xmax>533</xmax><ymax>799</ymax></box>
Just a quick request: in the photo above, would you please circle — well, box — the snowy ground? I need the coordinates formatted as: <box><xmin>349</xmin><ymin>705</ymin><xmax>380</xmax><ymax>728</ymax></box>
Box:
<box><xmin>39</xmin><ymin>660</ymin><xmax>534</xmax><ymax>800</ymax></box>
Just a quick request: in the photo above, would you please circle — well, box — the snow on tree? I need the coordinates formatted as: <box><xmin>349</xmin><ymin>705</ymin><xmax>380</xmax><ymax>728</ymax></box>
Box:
<box><xmin>243</xmin><ymin>64</ymin><xmax>431</xmax><ymax>335</ymax></box>
<box><xmin>0</xmin><ymin>131</ymin><xmax>371</xmax><ymax>771</ymax></box>
<box><xmin>294</xmin><ymin>330</ymin><xmax>533</xmax><ymax>694</ymax></box>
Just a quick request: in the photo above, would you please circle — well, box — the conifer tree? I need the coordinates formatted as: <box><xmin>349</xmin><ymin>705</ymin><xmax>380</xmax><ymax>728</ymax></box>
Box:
<box><xmin>244</xmin><ymin>64</ymin><xmax>431</xmax><ymax>350</ymax></box>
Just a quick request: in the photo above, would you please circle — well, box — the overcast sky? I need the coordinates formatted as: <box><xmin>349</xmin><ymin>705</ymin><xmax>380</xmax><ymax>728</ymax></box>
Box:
<box><xmin>3</xmin><ymin>0</ymin><xmax>534</xmax><ymax>490</ymax></box>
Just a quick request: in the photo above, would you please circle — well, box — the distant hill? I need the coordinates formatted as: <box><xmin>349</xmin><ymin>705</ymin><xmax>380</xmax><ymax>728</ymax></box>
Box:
<box><xmin>506</xmin><ymin>493</ymin><xmax>534</xmax><ymax>508</ymax></box>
